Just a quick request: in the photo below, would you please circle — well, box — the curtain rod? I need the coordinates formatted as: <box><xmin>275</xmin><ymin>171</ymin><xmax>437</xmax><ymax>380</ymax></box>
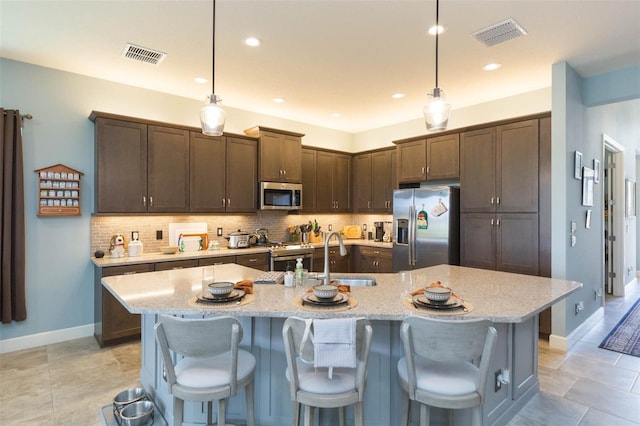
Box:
<box><xmin>2</xmin><ymin>112</ymin><xmax>33</xmax><ymax>120</ymax></box>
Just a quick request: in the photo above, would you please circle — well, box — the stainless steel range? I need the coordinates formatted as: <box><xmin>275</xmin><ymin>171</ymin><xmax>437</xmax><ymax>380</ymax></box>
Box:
<box><xmin>269</xmin><ymin>243</ymin><xmax>314</xmax><ymax>271</ymax></box>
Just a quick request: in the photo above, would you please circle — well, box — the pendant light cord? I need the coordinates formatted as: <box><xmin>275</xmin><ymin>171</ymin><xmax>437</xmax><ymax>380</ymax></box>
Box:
<box><xmin>435</xmin><ymin>0</ymin><xmax>440</xmax><ymax>89</ymax></box>
<box><xmin>211</xmin><ymin>0</ymin><xmax>216</xmax><ymax>95</ymax></box>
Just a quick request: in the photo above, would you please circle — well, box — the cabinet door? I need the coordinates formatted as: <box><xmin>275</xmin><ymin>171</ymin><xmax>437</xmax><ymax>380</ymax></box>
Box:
<box><xmin>497</xmin><ymin>120</ymin><xmax>539</xmax><ymax>213</ymax></box>
<box><xmin>147</xmin><ymin>125</ymin><xmax>189</xmax><ymax>212</ymax></box>
<box><xmin>460</xmin><ymin>128</ymin><xmax>496</xmax><ymax>212</ymax></box>
<box><xmin>460</xmin><ymin>213</ymin><xmax>496</xmax><ymax>270</ymax></box>
<box><xmin>397</xmin><ymin>140</ymin><xmax>426</xmax><ymax>183</ymax></box>
<box><xmin>258</xmin><ymin>131</ymin><xmax>283</xmax><ymax>182</ymax></box>
<box><xmin>496</xmin><ymin>214</ymin><xmax>539</xmax><ymax>275</ymax></box>
<box><xmin>333</xmin><ymin>153</ymin><xmax>351</xmax><ymax>212</ymax></box>
<box><xmin>427</xmin><ymin>133</ymin><xmax>459</xmax><ymax>181</ymax></box>
<box><xmin>282</xmin><ymin>135</ymin><xmax>302</xmax><ymax>183</ymax></box>
<box><xmin>236</xmin><ymin>253</ymin><xmax>270</xmax><ymax>271</ymax></box>
<box><xmin>372</xmin><ymin>150</ymin><xmax>394</xmax><ymax>212</ymax></box>
<box><xmin>301</xmin><ymin>148</ymin><xmax>317</xmax><ymax>212</ymax></box>
<box><xmin>96</xmin><ymin>118</ymin><xmax>147</xmax><ymax>213</ymax></box>
<box><xmin>315</xmin><ymin>151</ymin><xmax>335</xmax><ymax>212</ymax></box>
<box><xmin>259</xmin><ymin>131</ymin><xmax>302</xmax><ymax>183</ymax></box>
<box><xmin>190</xmin><ymin>132</ymin><xmax>226</xmax><ymax>212</ymax></box>
<box><xmin>226</xmin><ymin>137</ymin><xmax>257</xmax><ymax>212</ymax></box>
<box><xmin>353</xmin><ymin>153</ymin><xmax>372</xmax><ymax>212</ymax></box>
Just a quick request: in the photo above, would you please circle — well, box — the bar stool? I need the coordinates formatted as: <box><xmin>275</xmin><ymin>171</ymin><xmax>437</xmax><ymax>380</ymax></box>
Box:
<box><xmin>282</xmin><ymin>316</ymin><xmax>373</xmax><ymax>426</ymax></box>
<box><xmin>397</xmin><ymin>316</ymin><xmax>497</xmax><ymax>426</ymax></box>
<box><xmin>155</xmin><ymin>315</ymin><xmax>256</xmax><ymax>426</ymax></box>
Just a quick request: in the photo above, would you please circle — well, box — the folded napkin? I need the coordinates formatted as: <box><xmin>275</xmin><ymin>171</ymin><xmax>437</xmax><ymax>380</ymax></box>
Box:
<box><xmin>234</xmin><ymin>279</ymin><xmax>253</xmax><ymax>294</ymax></box>
<box><xmin>313</xmin><ymin>318</ymin><xmax>357</xmax><ymax>378</ymax></box>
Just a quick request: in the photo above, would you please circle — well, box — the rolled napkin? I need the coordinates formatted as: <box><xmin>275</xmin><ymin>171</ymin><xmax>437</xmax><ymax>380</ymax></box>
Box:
<box><xmin>234</xmin><ymin>279</ymin><xmax>253</xmax><ymax>294</ymax></box>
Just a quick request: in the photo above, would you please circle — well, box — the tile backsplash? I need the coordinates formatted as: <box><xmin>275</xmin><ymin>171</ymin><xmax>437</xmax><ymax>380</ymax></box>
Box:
<box><xmin>91</xmin><ymin>212</ymin><xmax>391</xmax><ymax>255</ymax></box>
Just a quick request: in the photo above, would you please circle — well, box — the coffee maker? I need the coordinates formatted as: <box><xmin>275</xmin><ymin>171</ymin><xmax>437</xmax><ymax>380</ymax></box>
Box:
<box><xmin>374</xmin><ymin>221</ymin><xmax>385</xmax><ymax>242</ymax></box>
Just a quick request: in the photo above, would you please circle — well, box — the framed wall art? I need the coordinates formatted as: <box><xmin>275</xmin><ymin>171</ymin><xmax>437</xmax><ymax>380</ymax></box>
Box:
<box><xmin>574</xmin><ymin>151</ymin><xmax>583</xmax><ymax>179</ymax></box>
<box><xmin>582</xmin><ymin>166</ymin><xmax>594</xmax><ymax>207</ymax></box>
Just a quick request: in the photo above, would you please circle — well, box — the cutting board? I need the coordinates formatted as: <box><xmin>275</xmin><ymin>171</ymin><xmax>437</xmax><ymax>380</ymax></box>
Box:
<box><xmin>342</xmin><ymin>225</ymin><xmax>362</xmax><ymax>239</ymax></box>
<box><xmin>169</xmin><ymin>222</ymin><xmax>208</xmax><ymax>247</ymax></box>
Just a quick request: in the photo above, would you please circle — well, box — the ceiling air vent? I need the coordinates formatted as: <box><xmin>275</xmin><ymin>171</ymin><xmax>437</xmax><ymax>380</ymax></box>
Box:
<box><xmin>122</xmin><ymin>43</ymin><xmax>167</xmax><ymax>65</ymax></box>
<box><xmin>472</xmin><ymin>18</ymin><xmax>527</xmax><ymax>47</ymax></box>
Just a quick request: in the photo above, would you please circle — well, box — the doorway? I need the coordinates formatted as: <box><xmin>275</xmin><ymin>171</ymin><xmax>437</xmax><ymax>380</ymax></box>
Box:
<box><xmin>603</xmin><ymin>134</ymin><xmax>625</xmax><ymax>296</ymax></box>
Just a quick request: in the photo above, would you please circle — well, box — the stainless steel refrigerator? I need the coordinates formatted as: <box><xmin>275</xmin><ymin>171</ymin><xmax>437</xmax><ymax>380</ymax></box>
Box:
<box><xmin>392</xmin><ymin>185</ymin><xmax>460</xmax><ymax>272</ymax></box>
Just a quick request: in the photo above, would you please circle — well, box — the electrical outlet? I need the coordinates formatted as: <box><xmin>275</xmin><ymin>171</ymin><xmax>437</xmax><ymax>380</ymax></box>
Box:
<box><xmin>494</xmin><ymin>370</ymin><xmax>502</xmax><ymax>392</ymax></box>
<box><xmin>328</xmin><ymin>224</ymin><xmax>332</xmax><ymax>231</ymax></box>
<box><xmin>575</xmin><ymin>301</ymin><xmax>584</xmax><ymax>315</ymax></box>
<box><xmin>156</xmin><ymin>230</ymin><xmax>162</xmax><ymax>240</ymax></box>
<box><xmin>217</xmin><ymin>227</ymin><xmax>223</xmax><ymax>236</ymax></box>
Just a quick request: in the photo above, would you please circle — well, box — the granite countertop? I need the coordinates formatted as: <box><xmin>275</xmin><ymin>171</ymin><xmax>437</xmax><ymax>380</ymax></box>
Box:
<box><xmin>101</xmin><ymin>263</ymin><xmax>581</xmax><ymax>323</ymax></box>
<box><xmin>90</xmin><ymin>239</ymin><xmax>393</xmax><ymax>267</ymax></box>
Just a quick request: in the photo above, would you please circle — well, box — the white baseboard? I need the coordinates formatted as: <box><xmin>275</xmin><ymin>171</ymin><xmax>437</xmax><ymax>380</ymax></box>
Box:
<box><xmin>0</xmin><ymin>324</ymin><xmax>94</xmax><ymax>354</ymax></box>
<box><xmin>548</xmin><ymin>306</ymin><xmax>604</xmax><ymax>352</ymax></box>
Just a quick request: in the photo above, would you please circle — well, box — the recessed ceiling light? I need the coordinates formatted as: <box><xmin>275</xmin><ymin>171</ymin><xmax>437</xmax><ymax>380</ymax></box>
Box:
<box><xmin>272</xmin><ymin>97</ymin><xmax>286</xmax><ymax>103</ymax></box>
<box><xmin>483</xmin><ymin>62</ymin><xmax>502</xmax><ymax>71</ymax></box>
<box><xmin>331</xmin><ymin>113</ymin><xmax>342</xmax><ymax>118</ymax></box>
<box><xmin>194</xmin><ymin>77</ymin><xmax>208</xmax><ymax>84</ymax></box>
<box><xmin>428</xmin><ymin>25</ymin><xmax>446</xmax><ymax>35</ymax></box>
<box><xmin>392</xmin><ymin>93</ymin><xmax>406</xmax><ymax>99</ymax></box>
<box><xmin>244</xmin><ymin>37</ymin><xmax>261</xmax><ymax>47</ymax></box>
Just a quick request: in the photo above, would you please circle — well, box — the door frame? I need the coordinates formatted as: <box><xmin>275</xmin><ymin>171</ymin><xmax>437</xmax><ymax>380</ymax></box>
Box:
<box><xmin>603</xmin><ymin>134</ymin><xmax>625</xmax><ymax>296</ymax></box>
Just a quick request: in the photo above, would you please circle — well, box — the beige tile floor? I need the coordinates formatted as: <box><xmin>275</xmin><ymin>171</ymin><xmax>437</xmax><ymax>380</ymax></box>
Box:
<box><xmin>1</xmin><ymin>281</ymin><xmax>639</xmax><ymax>426</ymax></box>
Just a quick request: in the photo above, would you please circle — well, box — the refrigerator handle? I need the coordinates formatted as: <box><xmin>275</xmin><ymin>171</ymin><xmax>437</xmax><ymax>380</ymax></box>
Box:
<box><xmin>408</xmin><ymin>205</ymin><xmax>416</xmax><ymax>266</ymax></box>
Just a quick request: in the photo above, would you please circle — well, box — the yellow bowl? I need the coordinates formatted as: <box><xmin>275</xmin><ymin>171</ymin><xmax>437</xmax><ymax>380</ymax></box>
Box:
<box><xmin>160</xmin><ymin>246</ymin><xmax>178</xmax><ymax>254</ymax></box>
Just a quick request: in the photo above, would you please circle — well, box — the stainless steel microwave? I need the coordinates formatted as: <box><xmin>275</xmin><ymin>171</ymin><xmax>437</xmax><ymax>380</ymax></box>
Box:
<box><xmin>260</xmin><ymin>182</ymin><xmax>302</xmax><ymax>210</ymax></box>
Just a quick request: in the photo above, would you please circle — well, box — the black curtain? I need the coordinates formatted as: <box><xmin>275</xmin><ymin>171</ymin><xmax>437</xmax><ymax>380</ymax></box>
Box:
<box><xmin>1</xmin><ymin>108</ymin><xmax>27</xmax><ymax>323</ymax></box>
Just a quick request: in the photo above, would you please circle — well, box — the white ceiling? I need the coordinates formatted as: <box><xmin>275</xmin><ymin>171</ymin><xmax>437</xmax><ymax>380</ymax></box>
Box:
<box><xmin>1</xmin><ymin>0</ymin><xmax>639</xmax><ymax>133</ymax></box>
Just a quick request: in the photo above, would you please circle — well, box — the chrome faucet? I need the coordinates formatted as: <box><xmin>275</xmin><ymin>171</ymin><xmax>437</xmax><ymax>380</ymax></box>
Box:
<box><xmin>323</xmin><ymin>231</ymin><xmax>347</xmax><ymax>286</ymax></box>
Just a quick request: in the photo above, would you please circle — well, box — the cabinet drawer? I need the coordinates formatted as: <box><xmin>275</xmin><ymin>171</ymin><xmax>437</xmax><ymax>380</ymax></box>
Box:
<box><xmin>236</xmin><ymin>253</ymin><xmax>269</xmax><ymax>267</ymax></box>
<box><xmin>102</xmin><ymin>263</ymin><xmax>153</xmax><ymax>277</ymax></box>
<box><xmin>154</xmin><ymin>259</ymin><xmax>199</xmax><ymax>271</ymax></box>
<box><xmin>358</xmin><ymin>246</ymin><xmax>392</xmax><ymax>258</ymax></box>
<box><xmin>199</xmin><ymin>256</ymin><xmax>236</xmax><ymax>266</ymax></box>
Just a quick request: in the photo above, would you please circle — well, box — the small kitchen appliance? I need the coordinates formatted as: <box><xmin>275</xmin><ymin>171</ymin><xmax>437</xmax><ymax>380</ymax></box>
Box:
<box><xmin>374</xmin><ymin>221</ymin><xmax>385</xmax><ymax>242</ymax></box>
<box><xmin>260</xmin><ymin>182</ymin><xmax>302</xmax><ymax>210</ymax></box>
<box><xmin>227</xmin><ymin>230</ymin><xmax>250</xmax><ymax>249</ymax></box>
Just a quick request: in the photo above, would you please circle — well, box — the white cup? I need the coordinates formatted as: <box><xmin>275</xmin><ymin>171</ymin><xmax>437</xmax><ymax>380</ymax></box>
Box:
<box><xmin>201</xmin><ymin>266</ymin><xmax>215</xmax><ymax>292</ymax></box>
<box><xmin>284</xmin><ymin>271</ymin><xmax>295</xmax><ymax>287</ymax></box>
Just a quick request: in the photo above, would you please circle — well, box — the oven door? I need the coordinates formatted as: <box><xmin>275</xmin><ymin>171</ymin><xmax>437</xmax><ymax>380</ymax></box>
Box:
<box><xmin>270</xmin><ymin>253</ymin><xmax>313</xmax><ymax>272</ymax></box>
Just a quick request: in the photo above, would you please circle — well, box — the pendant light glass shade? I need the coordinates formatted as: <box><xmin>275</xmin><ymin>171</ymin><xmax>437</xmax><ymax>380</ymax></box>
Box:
<box><xmin>200</xmin><ymin>94</ymin><xmax>226</xmax><ymax>136</ymax></box>
<box><xmin>423</xmin><ymin>87</ymin><xmax>451</xmax><ymax>131</ymax></box>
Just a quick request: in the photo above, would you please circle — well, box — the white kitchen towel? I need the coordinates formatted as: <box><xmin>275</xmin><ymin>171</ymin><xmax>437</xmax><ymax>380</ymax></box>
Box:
<box><xmin>313</xmin><ymin>318</ymin><xmax>357</xmax><ymax>378</ymax></box>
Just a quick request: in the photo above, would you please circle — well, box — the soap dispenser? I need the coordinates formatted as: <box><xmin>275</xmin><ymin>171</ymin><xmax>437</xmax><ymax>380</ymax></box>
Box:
<box><xmin>295</xmin><ymin>257</ymin><xmax>304</xmax><ymax>286</ymax></box>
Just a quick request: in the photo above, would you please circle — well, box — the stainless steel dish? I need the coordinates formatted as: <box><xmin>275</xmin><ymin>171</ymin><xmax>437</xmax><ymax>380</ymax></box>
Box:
<box><xmin>119</xmin><ymin>400</ymin><xmax>154</xmax><ymax>426</ymax></box>
<box><xmin>113</xmin><ymin>388</ymin><xmax>146</xmax><ymax>411</ymax></box>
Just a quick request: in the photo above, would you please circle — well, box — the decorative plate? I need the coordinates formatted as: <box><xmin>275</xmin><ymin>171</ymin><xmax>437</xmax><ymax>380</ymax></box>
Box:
<box><xmin>412</xmin><ymin>294</ymin><xmax>462</xmax><ymax>310</ymax></box>
<box><xmin>197</xmin><ymin>289</ymin><xmax>245</xmax><ymax>303</ymax></box>
<box><xmin>302</xmin><ymin>292</ymin><xmax>348</xmax><ymax>306</ymax></box>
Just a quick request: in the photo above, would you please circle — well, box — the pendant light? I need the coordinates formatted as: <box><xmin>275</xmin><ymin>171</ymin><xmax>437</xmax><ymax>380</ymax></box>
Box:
<box><xmin>423</xmin><ymin>0</ymin><xmax>451</xmax><ymax>131</ymax></box>
<box><xmin>200</xmin><ymin>0</ymin><xmax>226</xmax><ymax>136</ymax></box>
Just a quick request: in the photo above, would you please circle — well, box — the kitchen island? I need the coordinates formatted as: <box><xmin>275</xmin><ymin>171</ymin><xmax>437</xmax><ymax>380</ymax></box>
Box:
<box><xmin>102</xmin><ymin>263</ymin><xmax>581</xmax><ymax>426</ymax></box>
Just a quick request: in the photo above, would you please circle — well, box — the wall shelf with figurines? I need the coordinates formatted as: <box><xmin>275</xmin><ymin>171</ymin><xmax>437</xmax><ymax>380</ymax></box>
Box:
<box><xmin>35</xmin><ymin>164</ymin><xmax>83</xmax><ymax>216</ymax></box>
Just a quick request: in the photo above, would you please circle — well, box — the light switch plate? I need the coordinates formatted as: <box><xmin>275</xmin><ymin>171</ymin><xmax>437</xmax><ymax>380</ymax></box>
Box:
<box><xmin>570</xmin><ymin>235</ymin><xmax>577</xmax><ymax>247</ymax></box>
<box><xmin>570</xmin><ymin>221</ymin><xmax>577</xmax><ymax>234</ymax></box>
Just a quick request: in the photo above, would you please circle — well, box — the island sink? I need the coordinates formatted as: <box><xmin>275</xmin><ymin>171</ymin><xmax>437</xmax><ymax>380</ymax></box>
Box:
<box><xmin>331</xmin><ymin>275</ymin><xmax>377</xmax><ymax>286</ymax></box>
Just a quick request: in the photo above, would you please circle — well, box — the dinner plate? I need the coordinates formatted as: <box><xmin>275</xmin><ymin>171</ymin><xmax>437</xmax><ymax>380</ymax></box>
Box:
<box><xmin>412</xmin><ymin>294</ymin><xmax>461</xmax><ymax>310</ymax></box>
<box><xmin>302</xmin><ymin>292</ymin><xmax>348</xmax><ymax>306</ymax></box>
<box><xmin>197</xmin><ymin>289</ymin><xmax>245</xmax><ymax>303</ymax></box>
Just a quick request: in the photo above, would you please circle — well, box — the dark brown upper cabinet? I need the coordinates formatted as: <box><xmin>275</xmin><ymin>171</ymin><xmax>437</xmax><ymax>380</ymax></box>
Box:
<box><xmin>245</xmin><ymin>126</ymin><xmax>304</xmax><ymax>183</ymax></box>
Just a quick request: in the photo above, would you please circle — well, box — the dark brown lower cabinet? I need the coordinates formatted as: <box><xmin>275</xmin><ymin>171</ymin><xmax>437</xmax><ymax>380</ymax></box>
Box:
<box><xmin>313</xmin><ymin>247</ymin><xmax>351</xmax><ymax>273</ymax></box>
<box><xmin>94</xmin><ymin>263</ymin><xmax>153</xmax><ymax>347</ymax></box>
<box><xmin>355</xmin><ymin>246</ymin><xmax>392</xmax><ymax>273</ymax></box>
<box><xmin>460</xmin><ymin>213</ymin><xmax>539</xmax><ymax>275</ymax></box>
<box><xmin>236</xmin><ymin>253</ymin><xmax>270</xmax><ymax>271</ymax></box>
